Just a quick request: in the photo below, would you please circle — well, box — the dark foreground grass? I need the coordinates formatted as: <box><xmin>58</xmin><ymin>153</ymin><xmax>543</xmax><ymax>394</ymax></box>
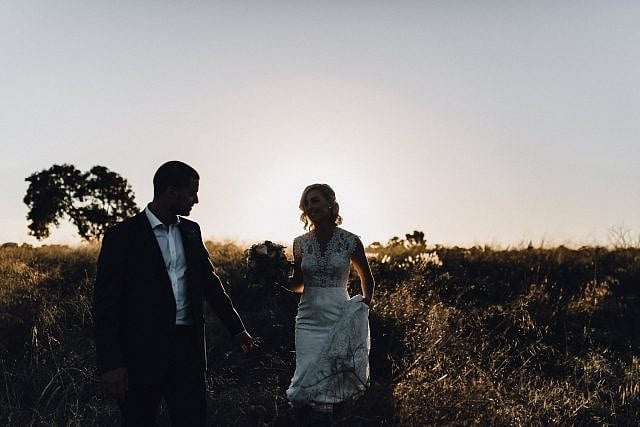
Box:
<box><xmin>1</xmin><ymin>238</ymin><xmax>639</xmax><ymax>425</ymax></box>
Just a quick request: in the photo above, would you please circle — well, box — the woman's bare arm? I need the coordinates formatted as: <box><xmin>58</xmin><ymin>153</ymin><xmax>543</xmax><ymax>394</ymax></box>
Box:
<box><xmin>351</xmin><ymin>238</ymin><xmax>375</xmax><ymax>305</ymax></box>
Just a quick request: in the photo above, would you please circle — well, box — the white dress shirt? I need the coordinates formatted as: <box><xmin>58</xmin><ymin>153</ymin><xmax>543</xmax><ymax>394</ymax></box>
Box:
<box><xmin>144</xmin><ymin>207</ymin><xmax>192</xmax><ymax>325</ymax></box>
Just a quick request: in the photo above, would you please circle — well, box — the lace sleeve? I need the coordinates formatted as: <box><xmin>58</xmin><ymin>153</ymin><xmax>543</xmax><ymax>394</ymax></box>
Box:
<box><xmin>293</xmin><ymin>236</ymin><xmax>302</xmax><ymax>259</ymax></box>
<box><xmin>347</xmin><ymin>232</ymin><xmax>361</xmax><ymax>256</ymax></box>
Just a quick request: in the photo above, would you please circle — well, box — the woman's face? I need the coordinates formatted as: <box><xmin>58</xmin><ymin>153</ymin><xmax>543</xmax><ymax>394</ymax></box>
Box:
<box><xmin>303</xmin><ymin>189</ymin><xmax>332</xmax><ymax>225</ymax></box>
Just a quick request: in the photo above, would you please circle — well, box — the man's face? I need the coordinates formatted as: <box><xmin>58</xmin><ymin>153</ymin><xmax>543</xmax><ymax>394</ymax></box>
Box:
<box><xmin>172</xmin><ymin>178</ymin><xmax>199</xmax><ymax>216</ymax></box>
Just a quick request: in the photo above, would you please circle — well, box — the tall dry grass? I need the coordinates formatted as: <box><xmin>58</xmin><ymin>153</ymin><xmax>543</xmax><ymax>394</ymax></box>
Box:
<box><xmin>367</xmin><ymin>241</ymin><xmax>640</xmax><ymax>425</ymax></box>
<box><xmin>0</xmin><ymin>238</ymin><xmax>638</xmax><ymax>425</ymax></box>
<box><xmin>0</xmin><ymin>244</ymin><xmax>103</xmax><ymax>425</ymax></box>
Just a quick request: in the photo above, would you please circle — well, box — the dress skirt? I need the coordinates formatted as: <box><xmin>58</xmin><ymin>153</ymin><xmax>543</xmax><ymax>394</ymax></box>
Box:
<box><xmin>286</xmin><ymin>288</ymin><xmax>370</xmax><ymax>411</ymax></box>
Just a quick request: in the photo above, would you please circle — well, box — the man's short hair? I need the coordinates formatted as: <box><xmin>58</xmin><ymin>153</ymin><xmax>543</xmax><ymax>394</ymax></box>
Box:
<box><xmin>153</xmin><ymin>161</ymin><xmax>199</xmax><ymax>196</ymax></box>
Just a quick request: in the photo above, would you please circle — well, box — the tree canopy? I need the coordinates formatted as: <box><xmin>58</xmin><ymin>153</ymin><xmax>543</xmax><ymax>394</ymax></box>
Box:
<box><xmin>24</xmin><ymin>164</ymin><xmax>140</xmax><ymax>241</ymax></box>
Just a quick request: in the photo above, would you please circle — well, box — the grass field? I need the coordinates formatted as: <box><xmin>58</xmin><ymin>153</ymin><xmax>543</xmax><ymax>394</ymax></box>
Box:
<box><xmin>1</xmin><ymin>235</ymin><xmax>639</xmax><ymax>425</ymax></box>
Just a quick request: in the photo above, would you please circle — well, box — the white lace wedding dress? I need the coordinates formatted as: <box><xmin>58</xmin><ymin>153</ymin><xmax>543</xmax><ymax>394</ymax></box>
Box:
<box><xmin>286</xmin><ymin>227</ymin><xmax>370</xmax><ymax>412</ymax></box>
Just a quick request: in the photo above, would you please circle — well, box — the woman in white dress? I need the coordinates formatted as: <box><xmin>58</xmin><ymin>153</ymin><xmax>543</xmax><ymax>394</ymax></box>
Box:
<box><xmin>285</xmin><ymin>183</ymin><xmax>375</xmax><ymax>414</ymax></box>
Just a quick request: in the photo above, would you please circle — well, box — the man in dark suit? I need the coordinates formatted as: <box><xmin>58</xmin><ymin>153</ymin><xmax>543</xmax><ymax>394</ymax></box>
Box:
<box><xmin>93</xmin><ymin>160</ymin><xmax>253</xmax><ymax>426</ymax></box>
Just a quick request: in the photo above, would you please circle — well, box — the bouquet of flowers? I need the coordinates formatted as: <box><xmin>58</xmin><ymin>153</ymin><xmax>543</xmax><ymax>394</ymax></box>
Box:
<box><xmin>245</xmin><ymin>240</ymin><xmax>292</xmax><ymax>296</ymax></box>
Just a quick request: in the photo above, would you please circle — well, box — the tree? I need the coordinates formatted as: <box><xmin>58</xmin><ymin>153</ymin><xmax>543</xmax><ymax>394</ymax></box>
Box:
<box><xmin>405</xmin><ymin>230</ymin><xmax>426</xmax><ymax>246</ymax></box>
<box><xmin>24</xmin><ymin>164</ymin><xmax>140</xmax><ymax>241</ymax></box>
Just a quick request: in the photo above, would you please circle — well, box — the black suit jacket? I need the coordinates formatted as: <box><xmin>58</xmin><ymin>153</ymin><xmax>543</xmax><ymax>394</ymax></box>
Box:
<box><xmin>93</xmin><ymin>212</ymin><xmax>245</xmax><ymax>384</ymax></box>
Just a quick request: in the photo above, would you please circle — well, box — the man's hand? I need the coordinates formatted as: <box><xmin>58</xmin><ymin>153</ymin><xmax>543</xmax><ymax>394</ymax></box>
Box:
<box><xmin>234</xmin><ymin>330</ymin><xmax>254</xmax><ymax>354</ymax></box>
<box><xmin>101</xmin><ymin>367</ymin><xmax>128</xmax><ymax>402</ymax></box>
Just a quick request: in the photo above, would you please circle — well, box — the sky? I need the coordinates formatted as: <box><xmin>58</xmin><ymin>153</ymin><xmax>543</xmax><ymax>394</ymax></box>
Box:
<box><xmin>1</xmin><ymin>1</ymin><xmax>639</xmax><ymax>248</ymax></box>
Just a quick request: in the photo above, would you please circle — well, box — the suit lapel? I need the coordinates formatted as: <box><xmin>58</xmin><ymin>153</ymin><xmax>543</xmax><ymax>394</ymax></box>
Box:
<box><xmin>177</xmin><ymin>220</ymin><xmax>200</xmax><ymax>276</ymax></box>
<box><xmin>134</xmin><ymin>212</ymin><xmax>174</xmax><ymax>292</ymax></box>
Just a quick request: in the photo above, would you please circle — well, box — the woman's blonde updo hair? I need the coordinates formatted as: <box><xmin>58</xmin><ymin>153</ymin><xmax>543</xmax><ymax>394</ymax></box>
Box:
<box><xmin>299</xmin><ymin>183</ymin><xmax>343</xmax><ymax>231</ymax></box>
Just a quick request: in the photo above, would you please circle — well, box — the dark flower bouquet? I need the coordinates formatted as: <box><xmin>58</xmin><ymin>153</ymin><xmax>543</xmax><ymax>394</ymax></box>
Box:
<box><xmin>245</xmin><ymin>240</ymin><xmax>292</xmax><ymax>296</ymax></box>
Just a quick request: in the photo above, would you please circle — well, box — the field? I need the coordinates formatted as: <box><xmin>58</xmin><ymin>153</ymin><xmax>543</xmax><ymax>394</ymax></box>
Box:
<box><xmin>1</xmin><ymin>235</ymin><xmax>639</xmax><ymax>426</ymax></box>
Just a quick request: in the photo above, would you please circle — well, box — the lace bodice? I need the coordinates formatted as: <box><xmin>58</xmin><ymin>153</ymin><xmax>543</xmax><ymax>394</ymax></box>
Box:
<box><xmin>293</xmin><ymin>228</ymin><xmax>359</xmax><ymax>288</ymax></box>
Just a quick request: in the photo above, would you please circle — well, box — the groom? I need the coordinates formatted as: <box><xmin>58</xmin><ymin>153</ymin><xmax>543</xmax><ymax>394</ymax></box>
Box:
<box><xmin>93</xmin><ymin>160</ymin><xmax>253</xmax><ymax>426</ymax></box>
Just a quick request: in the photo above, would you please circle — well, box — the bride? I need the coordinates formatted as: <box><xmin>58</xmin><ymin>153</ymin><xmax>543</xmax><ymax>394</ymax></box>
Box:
<box><xmin>285</xmin><ymin>183</ymin><xmax>375</xmax><ymax>415</ymax></box>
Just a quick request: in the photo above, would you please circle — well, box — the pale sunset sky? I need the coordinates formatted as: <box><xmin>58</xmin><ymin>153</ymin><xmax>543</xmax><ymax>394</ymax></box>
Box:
<box><xmin>1</xmin><ymin>1</ymin><xmax>639</xmax><ymax>248</ymax></box>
